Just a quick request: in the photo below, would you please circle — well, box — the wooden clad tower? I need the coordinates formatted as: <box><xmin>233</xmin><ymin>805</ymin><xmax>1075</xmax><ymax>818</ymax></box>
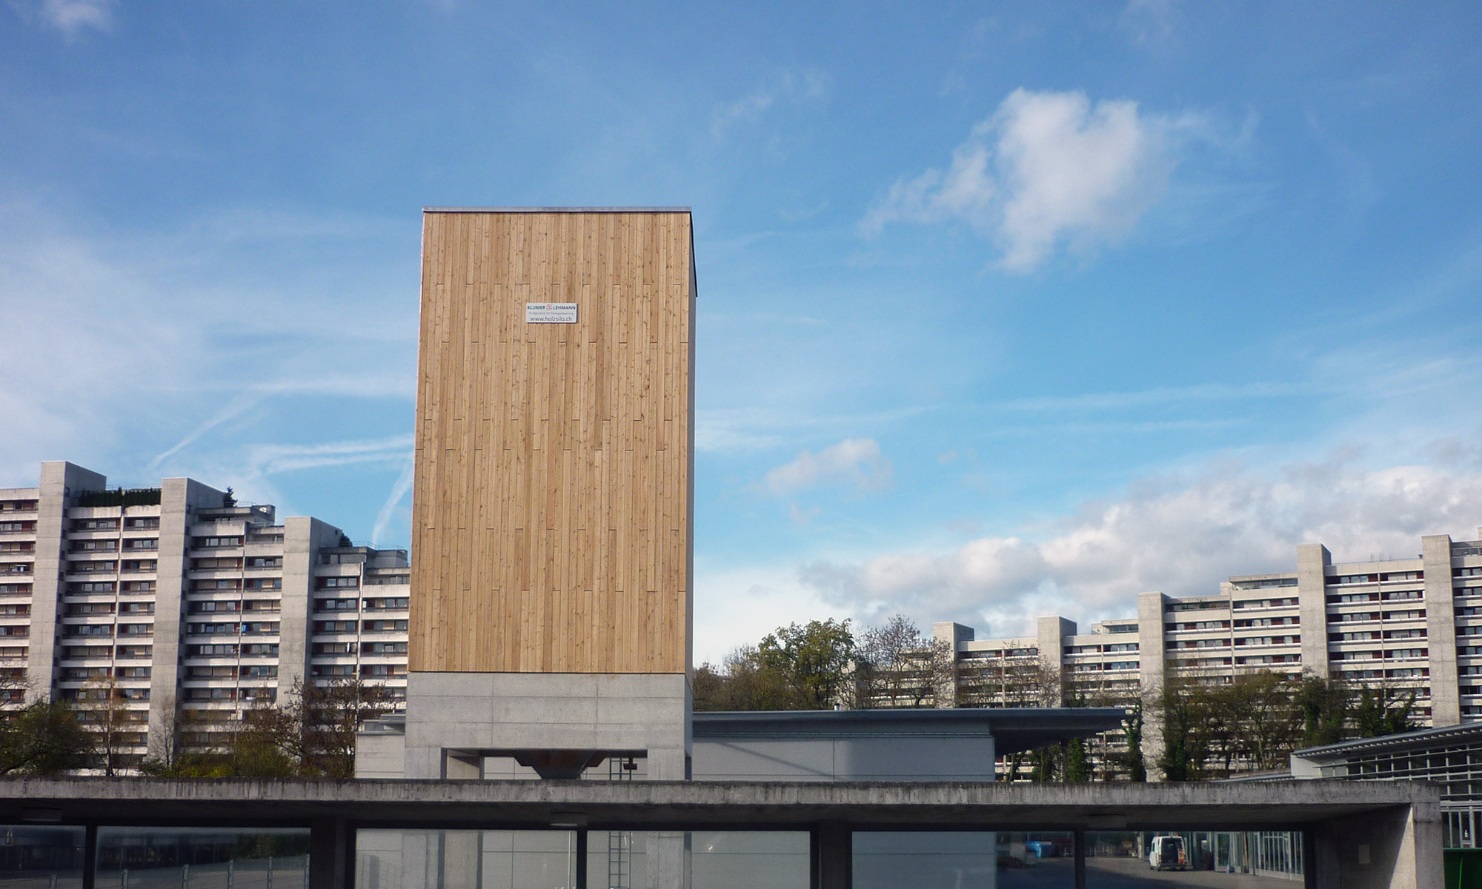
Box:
<box><xmin>409</xmin><ymin>209</ymin><xmax>695</xmax><ymax>678</ymax></box>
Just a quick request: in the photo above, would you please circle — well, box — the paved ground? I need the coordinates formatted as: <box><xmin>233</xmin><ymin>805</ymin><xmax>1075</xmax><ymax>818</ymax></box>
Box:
<box><xmin>994</xmin><ymin>857</ymin><xmax>1301</xmax><ymax>889</ymax></box>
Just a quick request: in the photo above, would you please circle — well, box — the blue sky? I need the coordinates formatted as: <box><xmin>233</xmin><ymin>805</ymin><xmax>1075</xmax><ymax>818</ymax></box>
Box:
<box><xmin>4</xmin><ymin>0</ymin><xmax>1482</xmax><ymax>663</ymax></box>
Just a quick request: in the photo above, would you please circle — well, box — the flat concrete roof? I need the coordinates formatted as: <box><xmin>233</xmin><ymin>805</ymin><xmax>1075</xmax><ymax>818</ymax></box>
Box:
<box><xmin>693</xmin><ymin>707</ymin><xmax>1129</xmax><ymax>756</ymax></box>
<box><xmin>1</xmin><ymin>777</ymin><xmax>1436</xmax><ymax>832</ymax></box>
<box><xmin>423</xmin><ymin>207</ymin><xmax>691</xmax><ymax>214</ymax></box>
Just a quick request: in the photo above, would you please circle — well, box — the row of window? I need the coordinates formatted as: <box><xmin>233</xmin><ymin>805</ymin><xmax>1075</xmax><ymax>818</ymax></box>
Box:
<box><xmin>186</xmin><ymin>643</ymin><xmax>279</xmax><ymax>658</ymax></box>
<box><xmin>312</xmin><ymin>641</ymin><xmax>408</xmax><ymax>655</ymax></box>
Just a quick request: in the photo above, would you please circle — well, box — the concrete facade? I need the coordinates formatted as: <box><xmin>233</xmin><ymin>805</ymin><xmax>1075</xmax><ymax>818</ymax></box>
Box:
<box><xmin>399</xmin><ymin>672</ymin><xmax>690</xmax><ymax>781</ymax></box>
<box><xmin>0</xmin><ymin>461</ymin><xmax>412</xmax><ymax>771</ymax></box>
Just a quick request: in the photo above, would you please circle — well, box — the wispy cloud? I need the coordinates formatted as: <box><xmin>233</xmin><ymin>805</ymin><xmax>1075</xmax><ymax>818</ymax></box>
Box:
<box><xmin>0</xmin><ymin>198</ymin><xmax>415</xmax><ymax>492</ymax></box>
<box><xmin>12</xmin><ymin>0</ymin><xmax>115</xmax><ymax>38</ymax></box>
<box><xmin>863</xmin><ymin>88</ymin><xmax>1207</xmax><ymax>271</ymax></box>
<box><xmin>239</xmin><ymin>435</ymin><xmax>414</xmax><ymax>478</ymax></box>
<box><xmin>1120</xmin><ymin>0</ymin><xmax>1180</xmax><ymax>46</ymax></box>
<box><xmin>371</xmin><ymin>451</ymin><xmax>416</xmax><ymax>548</ymax></box>
<box><xmin>711</xmin><ymin>68</ymin><xmax>830</xmax><ymax>142</ymax></box>
<box><xmin>996</xmin><ymin>381</ymin><xmax>1311</xmax><ymax>413</ymax></box>
<box><xmin>764</xmin><ymin>437</ymin><xmax>893</xmax><ymax>496</ymax></box>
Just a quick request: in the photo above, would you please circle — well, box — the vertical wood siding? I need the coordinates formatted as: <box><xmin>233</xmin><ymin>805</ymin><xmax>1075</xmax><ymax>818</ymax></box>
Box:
<box><xmin>409</xmin><ymin>211</ymin><xmax>694</xmax><ymax>674</ymax></box>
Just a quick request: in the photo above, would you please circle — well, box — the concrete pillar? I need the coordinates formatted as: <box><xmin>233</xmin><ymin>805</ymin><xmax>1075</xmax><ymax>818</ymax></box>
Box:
<box><xmin>1311</xmin><ymin>802</ymin><xmax>1443</xmax><ymax>889</ymax></box>
<box><xmin>309</xmin><ymin>817</ymin><xmax>351</xmax><ymax>889</ymax></box>
<box><xmin>932</xmin><ymin>622</ymin><xmax>974</xmax><ymax>708</ymax></box>
<box><xmin>1297</xmin><ymin>544</ymin><xmax>1332</xmax><ymax>679</ymax></box>
<box><xmin>1137</xmin><ymin>592</ymin><xmax>1167</xmax><ymax>781</ymax></box>
<box><xmin>1037</xmin><ymin>616</ymin><xmax>1076</xmax><ymax>706</ymax></box>
<box><xmin>281</xmin><ymin>517</ymin><xmax>340</xmax><ymax>698</ymax></box>
<box><xmin>28</xmin><ymin>462</ymin><xmax>107</xmax><ymax>701</ymax></box>
<box><xmin>148</xmin><ymin>477</ymin><xmax>225</xmax><ymax>761</ymax></box>
<box><xmin>1423</xmin><ymin>534</ymin><xmax>1461</xmax><ymax>725</ymax></box>
<box><xmin>815</xmin><ymin>822</ymin><xmax>850</xmax><ymax>889</ymax></box>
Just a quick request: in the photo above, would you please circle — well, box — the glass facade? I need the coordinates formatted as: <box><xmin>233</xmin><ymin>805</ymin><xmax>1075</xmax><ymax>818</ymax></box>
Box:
<box><xmin>0</xmin><ymin>826</ymin><xmax>85</xmax><ymax>889</ymax></box>
<box><xmin>94</xmin><ymin>827</ymin><xmax>310</xmax><ymax>889</ymax></box>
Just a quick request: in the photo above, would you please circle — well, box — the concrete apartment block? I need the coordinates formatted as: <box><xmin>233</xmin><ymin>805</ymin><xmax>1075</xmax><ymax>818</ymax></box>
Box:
<box><xmin>1</xmin><ymin>461</ymin><xmax>411</xmax><ymax>772</ymax></box>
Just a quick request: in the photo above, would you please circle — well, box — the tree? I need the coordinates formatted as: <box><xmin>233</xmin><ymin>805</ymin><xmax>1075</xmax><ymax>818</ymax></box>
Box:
<box><xmin>0</xmin><ymin>700</ymin><xmax>93</xmax><ymax>775</ymax></box>
<box><xmin>958</xmin><ymin>655</ymin><xmax>1063</xmax><ymax>709</ymax></box>
<box><xmin>1119</xmin><ymin>699</ymin><xmax>1147</xmax><ymax>782</ymax></box>
<box><xmin>1353</xmin><ymin>684</ymin><xmax>1417</xmax><ymax>738</ymax></box>
<box><xmin>855</xmin><ymin>615</ymin><xmax>953</xmax><ymax>709</ymax></box>
<box><xmin>287</xmin><ymin>678</ymin><xmax>395</xmax><ymax>778</ymax></box>
<box><xmin>143</xmin><ymin>679</ymin><xmax>392</xmax><ymax>778</ymax></box>
<box><xmin>1297</xmin><ymin>673</ymin><xmax>1350</xmax><ymax>747</ymax></box>
<box><xmin>756</xmin><ymin>619</ymin><xmax>858</xmax><ymax>710</ymax></box>
<box><xmin>77</xmin><ymin>676</ymin><xmax>137</xmax><ymax>776</ymax></box>
<box><xmin>693</xmin><ymin>646</ymin><xmax>800</xmax><ymax>711</ymax></box>
<box><xmin>1065</xmin><ymin>738</ymin><xmax>1091</xmax><ymax>783</ymax></box>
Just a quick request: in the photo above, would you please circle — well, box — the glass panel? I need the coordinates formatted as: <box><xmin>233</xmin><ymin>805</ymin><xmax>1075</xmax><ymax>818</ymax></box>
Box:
<box><xmin>356</xmin><ymin>829</ymin><xmax>575</xmax><ymax>889</ymax></box>
<box><xmin>0</xmin><ymin>825</ymin><xmax>85</xmax><ymax>889</ymax></box>
<box><xmin>95</xmin><ymin>827</ymin><xmax>309</xmax><ymax>889</ymax></box>
<box><xmin>854</xmin><ymin>832</ymin><xmax>1075</xmax><ymax>889</ymax></box>
<box><xmin>585</xmin><ymin>831</ymin><xmax>808</xmax><ymax>889</ymax></box>
<box><xmin>1086</xmin><ymin>830</ymin><xmax>1304</xmax><ymax>887</ymax></box>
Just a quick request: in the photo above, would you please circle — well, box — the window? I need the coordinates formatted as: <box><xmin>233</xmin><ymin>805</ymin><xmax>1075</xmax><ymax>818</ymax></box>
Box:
<box><xmin>188</xmin><ymin>644</ymin><xmax>238</xmax><ymax>657</ymax></box>
<box><xmin>317</xmin><ymin>576</ymin><xmax>360</xmax><ymax>589</ymax></box>
<box><xmin>193</xmin><ymin>536</ymin><xmax>243</xmax><ymax>549</ymax></box>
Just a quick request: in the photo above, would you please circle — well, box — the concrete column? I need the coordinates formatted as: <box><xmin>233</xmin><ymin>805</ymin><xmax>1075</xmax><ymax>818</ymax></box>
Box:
<box><xmin>1037</xmin><ymin>616</ymin><xmax>1076</xmax><ymax>706</ymax></box>
<box><xmin>29</xmin><ymin>462</ymin><xmax>107</xmax><ymax>702</ymax></box>
<box><xmin>309</xmin><ymin>817</ymin><xmax>351</xmax><ymax>889</ymax></box>
<box><xmin>1423</xmin><ymin>534</ymin><xmax>1461</xmax><ymax>725</ymax></box>
<box><xmin>1311</xmin><ymin>802</ymin><xmax>1442</xmax><ymax>889</ymax></box>
<box><xmin>815</xmin><ymin>822</ymin><xmax>850</xmax><ymax>889</ymax></box>
<box><xmin>1297</xmin><ymin>544</ymin><xmax>1332</xmax><ymax>679</ymax></box>
<box><xmin>932</xmin><ymin>622</ymin><xmax>974</xmax><ymax>708</ymax></box>
<box><xmin>149</xmin><ymin>478</ymin><xmax>224</xmax><ymax>762</ymax></box>
<box><xmin>281</xmin><ymin>517</ymin><xmax>339</xmax><ymax>699</ymax></box>
<box><xmin>1137</xmin><ymin>592</ymin><xmax>1167</xmax><ymax>781</ymax></box>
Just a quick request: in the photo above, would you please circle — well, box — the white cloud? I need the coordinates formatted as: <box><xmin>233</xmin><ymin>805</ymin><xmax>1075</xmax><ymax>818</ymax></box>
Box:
<box><xmin>864</xmin><ymin>88</ymin><xmax>1202</xmax><ymax>271</ymax></box>
<box><xmin>692</xmin><ymin>562</ymin><xmax>835</xmax><ymax>665</ymax></box>
<box><xmin>711</xmin><ymin>68</ymin><xmax>830</xmax><ymax>142</ymax></box>
<box><xmin>797</xmin><ymin>452</ymin><xmax>1482</xmax><ymax>638</ymax></box>
<box><xmin>764</xmin><ymin>438</ymin><xmax>893</xmax><ymax>496</ymax></box>
<box><xmin>13</xmin><ymin>0</ymin><xmax>115</xmax><ymax>38</ymax></box>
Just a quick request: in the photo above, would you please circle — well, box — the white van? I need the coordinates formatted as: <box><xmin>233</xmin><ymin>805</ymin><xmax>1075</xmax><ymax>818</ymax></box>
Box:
<box><xmin>1148</xmin><ymin>835</ymin><xmax>1187</xmax><ymax>870</ymax></box>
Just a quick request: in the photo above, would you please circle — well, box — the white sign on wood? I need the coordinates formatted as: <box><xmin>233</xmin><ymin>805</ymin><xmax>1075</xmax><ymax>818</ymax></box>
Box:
<box><xmin>525</xmin><ymin>303</ymin><xmax>579</xmax><ymax>323</ymax></box>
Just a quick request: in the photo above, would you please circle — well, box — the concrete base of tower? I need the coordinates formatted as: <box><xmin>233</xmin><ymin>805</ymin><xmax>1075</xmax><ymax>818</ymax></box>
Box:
<box><xmin>358</xmin><ymin>671</ymin><xmax>690</xmax><ymax>781</ymax></box>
